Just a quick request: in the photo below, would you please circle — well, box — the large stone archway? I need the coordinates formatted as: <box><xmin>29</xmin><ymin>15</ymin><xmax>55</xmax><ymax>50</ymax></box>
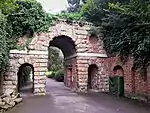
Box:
<box><xmin>3</xmin><ymin>20</ymin><xmax>109</xmax><ymax>95</ymax></box>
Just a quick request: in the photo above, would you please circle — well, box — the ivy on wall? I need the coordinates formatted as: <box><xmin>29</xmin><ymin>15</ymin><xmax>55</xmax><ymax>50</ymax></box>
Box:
<box><xmin>0</xmin><ymin>13</ymin><xmax>11</xmax><ymax>71</ymax></box>
<box><xmin>0</xmin><ymin>0</ymin><xmax>52</xmax><ymax>72</ymax></box>
<box><xmin>82</xmin><ymin>0</ymin><xmax>150</xmax><ymax>73</ymax></box>
<box><xmin>51</xmin><ymin>12</ymin><xmax>83</xmax><ymax>24</ymax></box>
<box><xmin>7</xmin><ymin>0</ymin><xmax>52</xmax><ymax>37</ymax></box>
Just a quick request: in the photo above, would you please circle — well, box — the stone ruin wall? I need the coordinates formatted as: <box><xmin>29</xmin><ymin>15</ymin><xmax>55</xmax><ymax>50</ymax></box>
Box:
<box><xmin>105</xmin><ymin>55</ymin><xmax>150</xmax><ymax>101</ymax></box>
<box><xmin>1</xmin><ymin>19</ymin><xmax>150</xmax><ymax>102</ymax></box>
<box><xmin>3</xmin><ymin>50</ymin><xmax>48</xmax><ymax>95</ymax></box>
<box><xmin>2</xmin><ymin>20</ymin><xmax>109</xmax><ymax>95</ymax></box>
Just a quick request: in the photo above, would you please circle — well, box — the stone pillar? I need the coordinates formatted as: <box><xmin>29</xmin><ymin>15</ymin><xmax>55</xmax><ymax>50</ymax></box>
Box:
<box><xmin>32</xmin><ymin>51</ymin><xmax>48</xmax><ymax>95</ymax></box>
<box><xmin>67</xmin><ymin>68</ymin><xmax>72</xmax><ymax>87</ymax></box>
<box><xmin>34</xmin><ymin>76</ymin><xmax>46</xmax><ymax>95</ymax></box>
<box><xmin>3</xmin><ymin>67</ymin><xmax>18</xmax><ymax>94</ymax></box>
<box><xmin>76</xmin><ymin>57</ymin><xmax>89</xmax><ymax>92</ymax></box>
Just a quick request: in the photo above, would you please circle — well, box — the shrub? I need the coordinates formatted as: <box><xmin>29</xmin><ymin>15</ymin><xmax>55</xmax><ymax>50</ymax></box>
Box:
<box><xmin>45</xmin><ymin>71</ymin><xmax>55</xmax><ymax>78</ymax></box>
<box><xmin>54</xmin><ymin>70</ymin><xmax>64</xmax><ymax>82</ymax></box>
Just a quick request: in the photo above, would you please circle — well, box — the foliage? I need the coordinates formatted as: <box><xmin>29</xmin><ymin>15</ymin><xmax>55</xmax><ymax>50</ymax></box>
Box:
<box><xmin>0</xmin><ymin>13</ymin><xmax>10</xmax><ymax>71</ymax></box>
<box><xmin>45</xmin><ymin>71</ymin><xmax>56</xmax><ymax>78</ymax></box>
<box><xmin>80</xmin><ymin>0</ymin><xmax>94</xmax><ymax>15</ymax></box>
<box><xmin>0</xmin><ymin>0</ymin><xmax>53</xmax><ymax>72</ymax></box>
<box><xmin>82</xmin><ymin>0</ymin><xmax>150</xmax><ymax>76</ymax></box>
<box><xmin>81</xmin><ymin>0</ymin><xmax>110</xmax><ymax>25</ymax></box>
<box><xmin>54</xmin><ymin>70</ymin><xmax>64</xmax><ymax>82</ymax></box>
<box><xmin>0</xmin><ymin>0</ymin><xmax>17</xmax><ymax>14</ymax></box>
<box><xmin>102</xmin><ymin>0</ymin><xmax>150</xmax><ymax>69</ymax></box>
<box><xmin>52</xmin><ymin>12</ymin><xmax>83</xmax><ymax>24</ymax></box>
<box><xmin>46</xmin><ymin>70</ymin><xmax>64</xmax><ymax>82</ymax></box>
<box><xmin>7</xmin><ymin>0</ymin><xmax>52</xmax><ymax>37</ymax></box>
<box><xmin>55</xmin><ymin>70</ymin><xmax>64</xmax><ymax>76</ymax></box>
<box><xmin>67</xmin><ymin>0</ymin><xmax>86</xmax><ymax>12</ymax></box>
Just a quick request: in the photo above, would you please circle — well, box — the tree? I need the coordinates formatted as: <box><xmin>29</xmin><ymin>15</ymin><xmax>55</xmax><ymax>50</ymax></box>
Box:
<box><xmin>0</xmin><ymin>13</ymin><xmax>11</xmax><ymax>71</ymax></box>
<box><xmin>67</xmin><ymin>0</ymin><xmax>86</xmax><ymax>12</ymax></box>
<box><xmin>48</xmin><ymin>47</ymin><xmax>64</xmax><ymax>71</ymax></box>
<box><xmin>7</xmin><ymin>0</ymin><xmax>52</xmax><ymax>37</ymax></box>
<box><xmin>82</xmin><ymin>0</ymin><xmax>150</xmax><ymax>71</ymax></box>
<box><xmin>0</xmin><ymin>0</ymin><xmax>53</xmax><ymax>71</ymax></box>
<box><xmin>0</xmin><ymin>0</ymin><xmax>17</xmax><ymax>14</ymax></box>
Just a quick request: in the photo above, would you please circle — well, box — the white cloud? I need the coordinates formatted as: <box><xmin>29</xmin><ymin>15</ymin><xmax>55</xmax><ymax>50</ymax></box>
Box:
<box><xmin>37</xmin><ymin>0</ymin><xmax>69</xmax><ymax>13</ymax></box>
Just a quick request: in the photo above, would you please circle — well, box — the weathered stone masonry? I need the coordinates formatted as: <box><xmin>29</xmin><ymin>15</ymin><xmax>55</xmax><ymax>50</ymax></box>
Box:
<box><xmin>105</xmin><ymin>56</ymin><xmax>150</xmax><ymax>101</ymax></box>
<box><xmin>2</xmin><ymin>19</ymin><xmax>150</xmax><ymax>101</ymax></box>
<box><xmin>4</xmin><ymin>50</ymin><xmax>48</xmax><ymax>95</ymax></box>
<box><xmin>3</xmin><ymin>20</ymin><xmax>109</xmax><ymax>95</ymax></box>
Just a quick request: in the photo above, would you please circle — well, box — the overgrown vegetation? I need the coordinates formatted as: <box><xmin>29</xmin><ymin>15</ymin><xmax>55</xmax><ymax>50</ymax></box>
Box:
<box><xmin>67</xmin><ymin>0</ymin><xmax>86</xmax><ymax>12</ymax></box>
<box><xmin>81</xmin><ymin>0</ymin><xmax>150</xmax><ymax>73</ymax></box>
<box><xmin>0</xmin><ymin>0</ymin><xmax>84</xmax><ymax>72</ymax></box>
<box><xmin>0</xmin><ymin>0</ymin><xmax>52</xmax><ymax>71</ymax></box>
<box><xmin>51</xmin><ymin>12</ymin><xmax>83</xmax><ymax>24</ymax></box>
<box><xmin>48</xmin><ymin>47</ymin><xmax>64</xmax><ymax>72</ymax></box>
<box><xmin>1</xmin><ymin>0</ymin><xmax>149</xmax><ymax>81</ymax></box>
<box><xmin>45</xmin><ymin>71</ymin><xmax>56</xmax><ymax>78</ymax></box>
<box><xmin>7</xmin><ymin>0</ymin><xmax>52</xmax><ymax>38</ymax></box>
<box><xmin>0</xmin><ymin>13</ymin><xmax>10</xmax><ymax>71</ymax></box>
<box><xmin>54</xmin><ymin>70</ymin><xmax>64</xmax><ymax>82</ymax></box>
<box><xmin>46</xmin><ymin>47</ymin><xmax>64</xmax><ymax>82</ymax></box>
<box><xmin>45</xmin><ymin>70</ymin><xmax>64</xmax><ymax>82</ymax></box>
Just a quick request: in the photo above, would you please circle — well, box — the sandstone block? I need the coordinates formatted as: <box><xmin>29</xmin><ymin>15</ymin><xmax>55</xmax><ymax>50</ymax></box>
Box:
<box><xmin>34</xmin><ymin>88</ymin><xmax>41</xmax><ymax>93</ymax></box>
<box><xmin>2</xmin><ymin>97</ymin><xmax>12</xmax><ymax>104</ymax></box>
<box><xmin>3</xmin><ymin>81</ymin><xmax>13</xmax><ymax>85</ymax></box>
<box><xmin>4</xmin><ymin>76</ymin><xmax>16</xmax><ymax>81</ymax></box>
<box><xmin>4</xmin><ymin>89</ymin><xmax>14</xmax><ymax>96</ymax></box>
<box><xmin>34</xmin><ymin>67</ymin><xmax>47</xmax><ymax>72</ymax></box>
<box><xmin>38</xmin><ymin>80</ymin><xmax>46</xmax><ymax>84</ymax></box>
<box><xmin>1</xmin><ymin>104</ymin><xmax>10</xmax><ymax>109</ymax></box>
<box><xmin>8</xmin><ymin>101</ymin><xmax>15</xmax><ymax>107</ymax></box>
<box><xmin>34</xmin><ymin>76</ymin><xmax>46</xmax><ymax>80</ymax></box>
<box><xmin>18</xmin><ymin>58</ymin><xmax>24</xmax><ymax>64</ymax></box>
<box><xmin>34</xmin><ymin>84</ymin><xmax>45</xmax><ymax>88</ymax></box>
<box><xmin>13</xmin><ymin>98</ymin><xmax>22</xmax><ymax>104</ymax></box>
<box><xmin>0</xmin><ymin>101</ymin><xmax>5</xmax><ymax>106</ymax></box>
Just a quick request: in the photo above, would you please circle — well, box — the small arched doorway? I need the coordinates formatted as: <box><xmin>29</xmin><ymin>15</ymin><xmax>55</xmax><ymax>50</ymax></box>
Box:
<box><xmin>113</xmin><ymin>65</ymin><xmax>124</xmax><ymax>76</ymax></box>
<box><xmin>109</xmin><ymin>65</ymin><xmax>124</xmax><ymax>96</ymax></box>
<box><xmin>17</xmin><ymin>63</ymin><xmax>34</xmax><ymax>94</ymax></box>
<box><xmin>88</xmin><ymin>64</ymin><xmax>98</xmax><ymax>90</ymax></box>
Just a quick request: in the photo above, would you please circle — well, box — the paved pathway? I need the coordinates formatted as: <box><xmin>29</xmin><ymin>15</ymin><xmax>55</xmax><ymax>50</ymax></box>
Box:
<box><xmin>7</xmin><ymin>79</ymin><xmax>150</xmax><ymax>113</ymax></box>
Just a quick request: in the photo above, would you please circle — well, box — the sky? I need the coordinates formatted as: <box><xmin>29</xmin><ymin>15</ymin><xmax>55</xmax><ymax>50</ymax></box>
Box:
<box><xmin>37</xmin><ymin>0</ymin><xmax>69</xmax><ymax>14</ymax></box>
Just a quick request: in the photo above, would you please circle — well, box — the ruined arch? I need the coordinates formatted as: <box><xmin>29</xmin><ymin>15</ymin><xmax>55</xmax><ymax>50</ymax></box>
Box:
<box><xmin>4</xmin><ymin>21</ymin><xmax>109</xmax><ymax>95</ymax></box>
<box><xmin>112</xmin><ymin>65</ymin><xmax>124</xmax><ymax>96</ymax></box>
<box><xmin>17</xmin><ymin>63</ymin><xmax>34</xmax><ymax>94</ymax></box>
<box><xmin>48</xmin><ymin>35</ymin><xmax>77</xmax><ymax>86</ymax></box>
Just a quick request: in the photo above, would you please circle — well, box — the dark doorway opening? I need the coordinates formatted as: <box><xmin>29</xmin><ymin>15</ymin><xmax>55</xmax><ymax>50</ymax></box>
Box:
<box><xmin>17</xmin><ymin>63</ymin><xmax>34</xmax><ymax>95</ymax></box>
<box><xmin>113</xmin><ymin>65</ymin><xmax>124</xmax><ymax>76</ymax></box>
<box><xmin>88</xmin><ymin>64</ymin><xmax>98</xmax><ymax>89</ymax></box>
<box><xmin>109</xmin><ymin>65</ymin><xmax>124</xmax><ymax>97</ymax></box>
